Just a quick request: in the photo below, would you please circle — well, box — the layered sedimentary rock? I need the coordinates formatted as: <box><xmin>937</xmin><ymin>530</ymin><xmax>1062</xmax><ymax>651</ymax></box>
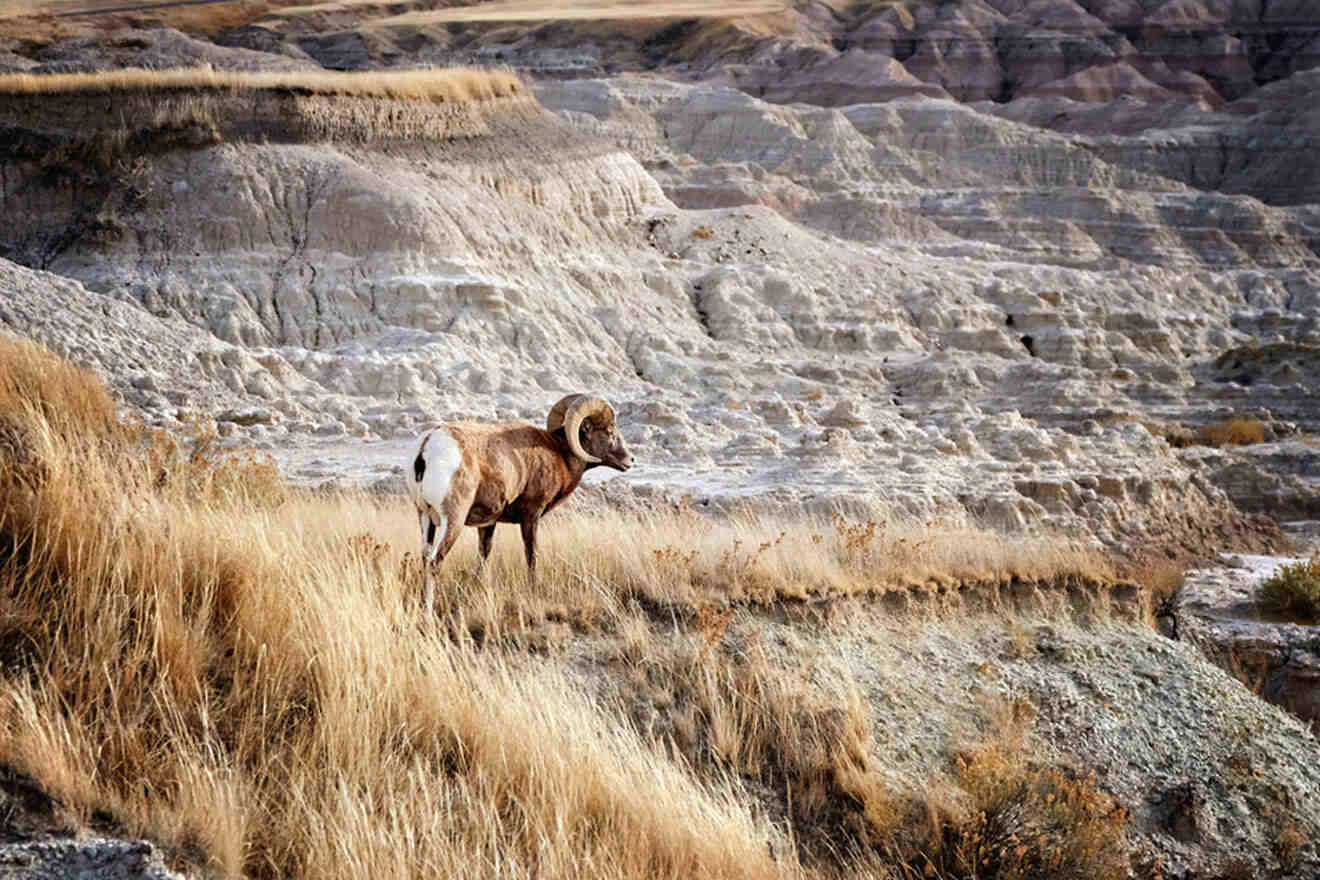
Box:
<box><xmin>3</xmin><ymin>54</ymin><xmax>1314</xmax><ymax>564</ymax></box>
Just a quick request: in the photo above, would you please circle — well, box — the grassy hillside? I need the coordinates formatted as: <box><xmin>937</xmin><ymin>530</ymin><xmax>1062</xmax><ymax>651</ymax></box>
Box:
<box><xmin>0</xmin><ymin>334</ymin><xmax>1142</xmax><ymax>878</ymax></box>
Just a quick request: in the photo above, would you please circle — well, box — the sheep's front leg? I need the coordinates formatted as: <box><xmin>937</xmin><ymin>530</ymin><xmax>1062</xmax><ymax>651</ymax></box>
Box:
<box><xmin>520</xmin><ymin>514</ymin><xmax>541</xmax><ymax>579</ymax></box>
<box><xmin>477</xmin><ymin>525</ymin><xmax>496</xmax><ymax>563</ymax></box>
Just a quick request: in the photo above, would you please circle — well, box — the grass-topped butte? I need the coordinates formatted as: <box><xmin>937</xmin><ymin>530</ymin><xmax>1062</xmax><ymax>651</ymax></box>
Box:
<box><xmin>0</xmin><ymin>66</ymin><xmax>526</xmax><ymax>102</ymax></box>
<box><xmin>0</xmin><ymin>66</ymin><xmax>532</xmax><ymax>162</ymax></box>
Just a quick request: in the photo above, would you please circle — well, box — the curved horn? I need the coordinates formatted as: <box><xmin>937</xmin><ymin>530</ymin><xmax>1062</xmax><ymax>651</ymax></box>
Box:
<box><xmin>546</xmin><ymin>394</ymin><xmax>583</xmax><ymax>434</ymax></box>
<box><xmin>548</xmin><ymin>393</ymin><xmax>613</xmax><ymax>464</ymax></box>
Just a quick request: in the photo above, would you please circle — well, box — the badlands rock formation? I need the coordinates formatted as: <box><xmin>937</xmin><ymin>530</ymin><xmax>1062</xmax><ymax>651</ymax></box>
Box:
<box><xmin>251</xmin><ymin>0</ymin><xmax>1320</xmax><ymax>108</ymax></box>
<box><xmin>3</xmin><ymin>23</ymin><xmax>1316</xmax><ymax>569</ymax></box>
<box><xmin>1</xmin><ymin>6</ymin><xmax>1319</xmax><ymax>875</ymax></box>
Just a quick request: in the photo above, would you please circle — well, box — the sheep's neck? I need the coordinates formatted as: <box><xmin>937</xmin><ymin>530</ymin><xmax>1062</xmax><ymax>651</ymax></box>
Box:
<box><xmin>551</xmin><ymin>429</ymin><xmax>597</xmax><ymax>481</ymax></box>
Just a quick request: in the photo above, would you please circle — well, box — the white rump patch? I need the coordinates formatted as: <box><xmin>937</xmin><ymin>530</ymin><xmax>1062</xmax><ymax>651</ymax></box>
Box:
<box><xmin>416</xmin><ymin>428</ymin><xmax>463</xmax><ymax>514</ymax></box>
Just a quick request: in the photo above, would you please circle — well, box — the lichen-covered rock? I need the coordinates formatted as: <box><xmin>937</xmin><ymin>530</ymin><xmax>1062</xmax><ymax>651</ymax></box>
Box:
<box><xmin>0</xmin><ymin>838</ymin><xmax>184</xmax><ymax>880</ymax></box>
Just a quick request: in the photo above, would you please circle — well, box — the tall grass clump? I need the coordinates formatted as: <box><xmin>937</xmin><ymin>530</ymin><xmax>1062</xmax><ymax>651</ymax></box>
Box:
<box><xmin>0</xmin><ymin>335</ymin><xmax>783</xmax><ymax>879</ymax></box>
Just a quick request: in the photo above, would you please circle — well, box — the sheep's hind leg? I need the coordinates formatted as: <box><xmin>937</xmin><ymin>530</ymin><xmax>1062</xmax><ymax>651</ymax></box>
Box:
<box><xmin>421</xmin><ymin>513</ymin><xmax>466</xmax><ymax>618</ymax></box>
<box><xmin>419</xmin><ymin>511</ymin><xmax>440</xmax><ymax>618</ymax></box>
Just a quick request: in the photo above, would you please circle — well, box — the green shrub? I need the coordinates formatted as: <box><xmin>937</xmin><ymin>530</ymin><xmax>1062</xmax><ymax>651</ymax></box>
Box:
<box><xmin>1258</xmin><ymin>554</ymin><xmax>1320</xmax><ymax>619</ymax></box>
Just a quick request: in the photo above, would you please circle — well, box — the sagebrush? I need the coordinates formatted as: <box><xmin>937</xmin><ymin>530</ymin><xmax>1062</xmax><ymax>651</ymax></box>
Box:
<box><xmin>1258</xmin><ymin>553</ymin><xmax>1320</xmax><ymax>620</ymax></box>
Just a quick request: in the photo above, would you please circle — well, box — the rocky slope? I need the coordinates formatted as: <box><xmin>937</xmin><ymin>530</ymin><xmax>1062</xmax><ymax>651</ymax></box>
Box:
<box><xmin>692</xmin><ymin>587</ymin><xmax>1320</xmax><ymax>878</ymax></box>
<box><xmin>245</xmin><ymin>0</ymin><xmax>1320</xmax><ymax>106</ymax></box>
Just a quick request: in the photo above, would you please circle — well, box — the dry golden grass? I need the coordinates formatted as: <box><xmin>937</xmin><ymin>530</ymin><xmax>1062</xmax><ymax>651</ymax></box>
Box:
<box><xmin>411</xmin><ymin>505</ymin><xmax>1114</xmax><ymax>642</ymax></box>
<box><xmin>0</xmin><ymin>335</ymin><xmax>783</xmax><ymax>880</ymax></box>
<box><xmin>0</xmin><ymin>65</ymin><xmax>525</xmax><ymax>102</ymax></box>
<box><xmin>0</xmin><ymin>334</ymin><xmax>1128</xmax><ymax>879</ymax></box>
<box><xmin>7</xmin><ymin>0</ymin><xmax>789</xmax><ymax>36</ymax></box>
<box><xmin>0</xmin><ymin>4</ymin><xmax>271</xmax><ymax>40</ymax></box>
<box><xmin>0</xmin><ymin>0</ymin><xmax>43</xmax><ymax>18</ymax></box>
<box><xmin>375</xmin><ymin>0</ymin><xmax>787</xmax><ymax>26</ymax></box>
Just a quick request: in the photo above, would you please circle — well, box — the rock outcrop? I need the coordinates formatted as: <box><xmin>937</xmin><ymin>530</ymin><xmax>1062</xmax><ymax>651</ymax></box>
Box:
<box><xmin>240</xmin><ymin>0</ymin><xmax>1320</xmax><ymax>110</ymax></box>
<box><xmin>1177</xmin><ymin>548</ymin><xmax>1320</xmax><ymax>729</ymax></box>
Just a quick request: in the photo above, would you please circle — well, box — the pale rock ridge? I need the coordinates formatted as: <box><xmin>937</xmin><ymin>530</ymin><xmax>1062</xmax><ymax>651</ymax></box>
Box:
<box><xmin>23</xmin><ymin>26</ymin><xmax>318</xmax><ymax>75</ymax></box>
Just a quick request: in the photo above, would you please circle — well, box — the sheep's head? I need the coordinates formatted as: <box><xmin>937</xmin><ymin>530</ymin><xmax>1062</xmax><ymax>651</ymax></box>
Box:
<box><xmin>547</xmin><ymin>394</ymin><xmax>632</xmax><ymax>472</ymax></box>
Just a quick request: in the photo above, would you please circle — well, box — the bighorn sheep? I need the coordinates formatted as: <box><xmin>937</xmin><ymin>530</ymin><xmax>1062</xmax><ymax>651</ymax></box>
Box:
<box><xmin>407</xmin><ymin>393</ymin><xmax>632</xmax><ymax>615</ymax></box>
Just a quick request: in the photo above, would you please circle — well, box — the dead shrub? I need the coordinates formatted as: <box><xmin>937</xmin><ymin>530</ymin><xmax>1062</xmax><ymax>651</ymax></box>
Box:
<box><xmin>1139</xmin><ymin>559</ymin><xmax>1186</xmax><ymax>633</ymax></box>
<box><xmin>1276</xmin><ymin>822</ymin><xmax>1305</xmax><ymax>872</ymax></box>
<box><xmin>1197</xmin><ymin>417</ymin><xmax>1268</xmax><ymax>447</ymax></box>
<box><xmin>947</xmin><ymin>745</ymin><xmax>1130</xmax><ymax>879</ymax></box>
<box><xmin>142</xmin><ymin>414</ymin><xmax>286</xmax><ymax>510</ymax></box>
<box><xmin>1097</xmin><ymin>414</ymin><xmax>1269</xmax><ymax>449</ymax></box>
